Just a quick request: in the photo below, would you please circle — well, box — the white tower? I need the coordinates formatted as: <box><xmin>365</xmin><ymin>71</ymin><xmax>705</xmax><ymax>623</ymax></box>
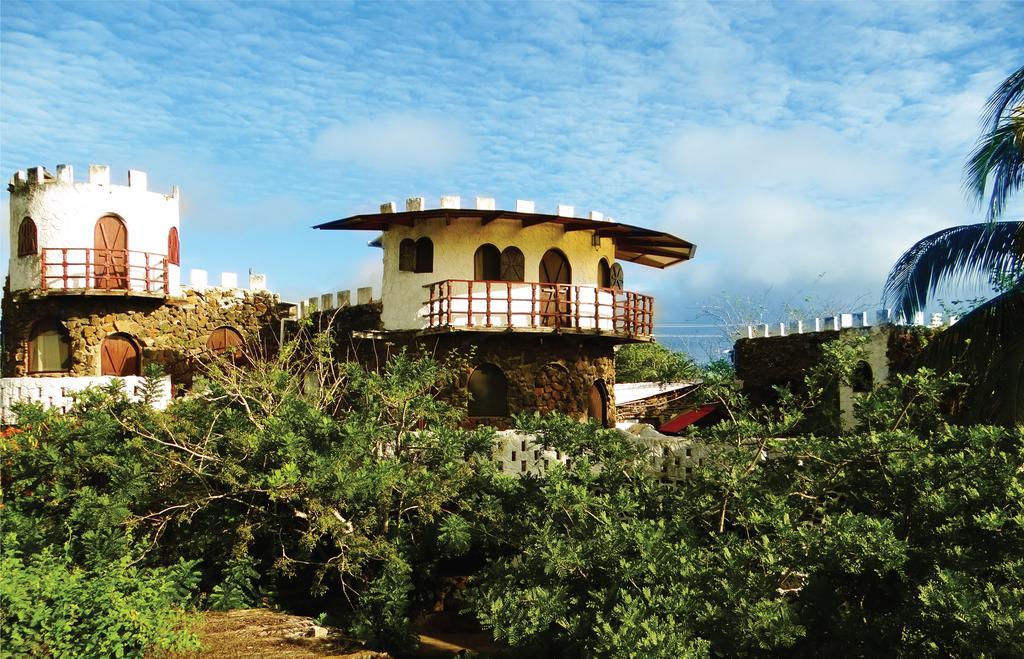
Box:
<box><xmin>7</xmin><ymin>164</ymin><xmax>181</xmax><ymax>296</ymax></box>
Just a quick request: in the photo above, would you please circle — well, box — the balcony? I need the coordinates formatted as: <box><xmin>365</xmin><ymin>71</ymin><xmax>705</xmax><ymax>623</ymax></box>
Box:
<box><xmin>423</xmin><ymin>279</ymin><xmax>654</xmax><ymax>339</ymax></box>
<box><xmin>40</xmin><ymin>248</ymin><xmax>169</xmax><ymax>295</ymax></box>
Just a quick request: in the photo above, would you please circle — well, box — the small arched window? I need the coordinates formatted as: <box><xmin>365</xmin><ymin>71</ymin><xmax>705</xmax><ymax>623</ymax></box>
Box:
<box><xmin>468</xmin><ymin>364</ymin><xmax>509</xmax><ymax>417</ymax></box>
<box><xmin>207</xmin><ymin>326</ymin><xmax>246</xmax><ymax>364</ymax></box>
<box><xmin>100</xmin><ymin>333</ymin><xmax>140</xmax><ymax>376</ymax></box>
<box><xmin>500</xmin><ymin>247</ymin><xmax>525</xmax><ymax>282</ymax></box>
<box><xmin>399</xmin><ymin>239</ymin><xmax>416</xmax><ymax>272</ymax></box>
<box><xmin>851</xmin><ymin>360</ymin><xmax>874</xmax><ymax>393</ymax></box>
<box><xmin>167</xmin><ymin>227</ymin><xmax>180</xmax><ymax>266</ymax></box>
<box><xmin>27</xmin><ymin>319</ymin><xmax>71</xmax><ymax>373</ymax></box>
<box><xmin>474</xmin><ymin>244</ymin><xmax>501</xmax><ymax>280</ymax></box>
<box><xmin>598</xmin><ymin>258</ymin><xmax>611</xmax><ymax>288</ymax></box>
<box><xmin>415</xmin><ymin>237</ymin><xmax>434</xmax><ymax>273</ymax></box>
<box><xmin>18</xmin><ymin>217</ymin><xmax>38</xmax><ymax>257</ymax></box>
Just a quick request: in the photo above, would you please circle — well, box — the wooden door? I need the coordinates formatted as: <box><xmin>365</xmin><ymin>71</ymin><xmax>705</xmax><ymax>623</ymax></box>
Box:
<box><xmin>101</xmin><ymin>335</ymin><xmax>140</xmax><ymax>376</ymax></box>
<box><xmin>588</xmin><ymin>380</ymin><xmax>608</xmax><ymax>427</ymax></box>
<box><xmin>207</xmin><ymin>326</ymin><xmax>245</xmax><ymax>364</ymax></box>
<box><xmin>94</xmin><ymin>215</ymin><xmax>129</xmax><ymax>289</ymax></box>
<box><xmin>539</xmin><ymin>249</ymin><xmax>571</xmax><ymax>327</ymax></box>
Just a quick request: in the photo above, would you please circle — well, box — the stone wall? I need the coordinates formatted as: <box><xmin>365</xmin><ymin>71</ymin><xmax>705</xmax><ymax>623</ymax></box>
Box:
<box><xmin>2</xmin><ymin>286</ymin><xmax>284</xmax><ymax>385</ymax></box>
<box><xmin>308</xmin><ymin>304</ymin><xmax>619</xmax><ymax>427</ymax></box>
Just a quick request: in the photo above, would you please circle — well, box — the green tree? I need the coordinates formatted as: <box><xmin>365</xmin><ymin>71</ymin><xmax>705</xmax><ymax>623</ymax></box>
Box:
<box><xmin>615</xmin><ymin>342</ymin><xmax>699</xmax><ymax>383</ymax></box>
<box><xmin>882</xmin><ymin>64</ymin><xmax>1024</xmax><ymax>423</ymax></box>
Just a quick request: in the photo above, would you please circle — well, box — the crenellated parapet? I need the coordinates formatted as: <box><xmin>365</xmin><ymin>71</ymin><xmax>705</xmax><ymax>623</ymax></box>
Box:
<box><xmin>7</xmin><ymin>164</ymin><xmax>181</xmax><ymax>296</ymax></box>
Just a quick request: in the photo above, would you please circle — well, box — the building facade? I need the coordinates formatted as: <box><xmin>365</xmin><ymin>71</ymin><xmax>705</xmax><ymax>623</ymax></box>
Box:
<box><xmin>312</xmin><ymin>196</ymin><xmax>696</xmax><ymax>427</ymax></box>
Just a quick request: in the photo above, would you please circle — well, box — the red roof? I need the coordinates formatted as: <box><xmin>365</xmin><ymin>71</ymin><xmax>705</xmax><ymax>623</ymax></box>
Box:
<box><xmin>659</xmin><ymin>404</ymin><xmax>718</xmax><ymax>434</ymax></box>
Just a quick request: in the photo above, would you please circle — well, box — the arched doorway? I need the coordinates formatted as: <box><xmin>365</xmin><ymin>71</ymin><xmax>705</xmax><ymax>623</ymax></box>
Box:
<box><xmin>467</xmin><ymin>364</ymin><xmax>509</xmax><ymax>417</ymax></box>
<box><xmin>588</xmin><ymin>380</ymin><xmax>609</xmax><ymax>427</ymax></box>
<box><xmin>539</xmin><ymin>249</ymin><xmax>571</xmax><ymax>327</ymax></box>
<box><xmin>94</xmin><ymin>215</ymin><xmax>129</xmax><ymax>289</ymax></box>
<box><xmin>100</xmin><ymin>334</ymin><xmax>140</xmax><ymax>376</ymax></box>
<box><xmin>207</xmin><ymin>326</ymin><xmax>246</xmax><ymax>365</ymax></box>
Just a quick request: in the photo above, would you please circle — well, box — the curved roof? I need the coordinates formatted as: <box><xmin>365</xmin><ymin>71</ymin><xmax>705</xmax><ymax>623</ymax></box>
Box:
<box><xmin>314</xmin><ymin>207</ymin><xmax>696</xmax><ymax>269</ymax></box>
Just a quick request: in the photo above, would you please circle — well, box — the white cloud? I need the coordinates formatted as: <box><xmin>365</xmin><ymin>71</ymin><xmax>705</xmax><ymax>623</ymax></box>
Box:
<box><xmin>312</xmin><ymin>114</ymin><xmax>474</xmax><ymax>171</ymax></box>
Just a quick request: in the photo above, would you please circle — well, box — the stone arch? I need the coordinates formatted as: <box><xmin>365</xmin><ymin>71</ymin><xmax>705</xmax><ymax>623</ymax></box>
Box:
<box><xmin>100</xmin><ymin>333</ymin><xmax>140</xmax><ymax>376</ymax></box>
<box><xmin>27</xmin><ymin>319</ymin><xmax>71</xmax><ymax>373</ymax></box>
<box><xmin>18</xmin><ymin>217</ymin><xmax>38</xmax><ymax>257</ymax></box>
<box><xmin>534</xmin><ymin>362</ymin><xmax>572</xmax><ymax>414</ymax></box>
<box><xmin>468</xmin><ymin>363</ymin><xmax>508</xmax><ymax>417</ymax></box>
<box><xmin>474</xmin><ymin>244</ymin><xmax>501</xmax><ymax>280</ymax></box>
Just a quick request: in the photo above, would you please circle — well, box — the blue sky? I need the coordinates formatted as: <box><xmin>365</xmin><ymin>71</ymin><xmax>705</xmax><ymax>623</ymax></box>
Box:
<box><xmin>2</xmin><ymin>1</ymin><xmax>1021</xmax><ymax>347</ymax></box>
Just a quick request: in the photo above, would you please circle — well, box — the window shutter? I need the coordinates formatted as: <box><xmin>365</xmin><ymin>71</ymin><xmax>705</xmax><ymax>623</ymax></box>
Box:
<box><xmin>399</xmin><ymin>239</ymin><xmax>416</xmax><ymax>272</ymax></box>
<box><xmin>500</xmin><ymin>247</ymin><xmax>525</xmax><ymax>282</ymax></box>
<box><xmin>610</xmin><ymin>263</ymin><xmax>624</xmax><ymax>290</ymax></box>
<box><xmin>18</xmin><ymin>218</ymin><xmax>37</xmax><ymax>257</ymax></box>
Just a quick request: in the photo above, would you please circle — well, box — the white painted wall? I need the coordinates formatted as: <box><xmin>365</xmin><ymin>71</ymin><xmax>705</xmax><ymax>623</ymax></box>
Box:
<box><xmin>380</xmin><ymin>217</ymin><xmax>617</xmax><ymax>330</ymax></box>
<box><xmin>0</xmin><ymin>374</ymin><xmax>172</xmax><ymax>424</ymax></box>
<box><xmin>7</xmin><ymin>167</ymin><xmax>181</xmax><ymax>295</ymax></box>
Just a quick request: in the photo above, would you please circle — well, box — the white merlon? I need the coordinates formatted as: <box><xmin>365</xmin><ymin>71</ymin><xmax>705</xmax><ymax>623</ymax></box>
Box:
<box><xmin>220</xmin><ymin>272</ymin><xmax>238</xmax><ymax>289</ymax></box>
<box><xmin>13</xmin><ymin>170</ymin><xmax>27</xmax><ymax>184</ymax></box>
<box><xmin>747</xmin><ymin>325</ymin><xmax>755</xmax><ymax>340</ymax></box>
<box><xmin>171</xmin><ymin>185</ymin><xmax>180</xmax><ymax>199</ymax></box>
<box><xmin>321</xmin><ymin>293</ymin><xmax>334</xmax><ymax>310</ymax></box>
<box><xmin>557</xmin><ymin>204</ymin><xmax>575</xmax><ymax>217</ymax></box>
<box><xmin>28</xmin><ymin>167</ymin><xmax>46</xmax><ymax>183</ymax></box>
<box><xmin>56</xmin><ymin>164</ymin><xmax>73</xmax><ymax>183</ymax></box>
<box><xmin>589</xmin><ymin>211</ymin><xmax>604</xmax><ymax>221</ymax></box>
<box><xmin>337</xmin><ymin>290</ymin><xmax>351</xmax><ymax>307</ymax></box>
<box><xmin>516</xmin><ymin>199</ymin><xmax>535</xmax><ymax>213</ymax></box>
<box><xmin>380</xmin><ymin>201</ymin><xmax>396</xmax><ymax>214</ymax></box>
<box><xmin>406</xmin><ymin>197</ymin><xmax>425</xmax><ymax>212</ymax></box>
<box><xmin>762</xmin><ymin>323</ymin><xmax>770</xmax><ymax>338</ymax></box>
<box><xmin>128</xmin><ymin>169</ymin><xmax>147</xmax><ymax>190</ymax></box>
<box><xmin>357</xmin><ymin>286</ymin><xmax>372</xmax><ymax>305</ymax></box>
<box><xmin>440</xmin><ymin>195</ymin><xmax>461</xmax><ymax>209</ymax></box>
<box><xmin>189</xmin><ymin>269</ymin><xmax>208</xmax><ymax>290</ymax></box>
<box><xmin>840</xmin><ymin>313</ymin><xmax>853</xmax><ymax>328</ymax></box>
<box><xmin>779</xmin><ymin>322</ymin><xmax>787</xmax><ymax>337</ymax></box>
<box><xmin>248</xmin><ymin>272</ymin><xmax>267</xmax><ymax>291</ymax></box>
<box><xmin>298</xmin><ymin>300</ymin><xmax>308</xmax><ymax>319</ymax></box>
<box><xmin>307</xmin><ymin>296</ymin><xmax>319</xmax><ymax>313</ymax></box>
<box><xmin>913</xmin><ymin>311</ymin><xmax>925</xmax><ymax>326</ymax></box>
<box><xmin>796</xmin><ymin>320</ymin><xmax>804</xmax><ymax>334</ymax></box>
<box><xmin>476</xmin><ymin>196</ymin><xmax>496</xmax><ymax>211</ymax></box>
<box><xmin>89</xmin><ymin>164</ymin><xmax>110</xmax><ymax>185</ymax></box>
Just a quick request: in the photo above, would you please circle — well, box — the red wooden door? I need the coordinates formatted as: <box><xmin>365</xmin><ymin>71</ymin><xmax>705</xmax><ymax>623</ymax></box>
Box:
<box><xmin>101</xmin><ymin>335</ymin><xmax>140</xmax><ymax>376</ymax></box>
<box><xmin>539</xmin><ymin>249</ymin><xmax>571</xmax><ymax>327</ymax></box>
<box><xmin>207</xmin><ymin>326</ymin><xmax>245</xmax><ymax>363</ymax></box>
<box><xmin>94</xmin><ymin>215</ymin><xmax>129</xmax><ymax>289</ymax></box>
<box><xmin>588</xmin><ymin>381</ymin><xmax>608</xmax><ymax>427</ymax></box>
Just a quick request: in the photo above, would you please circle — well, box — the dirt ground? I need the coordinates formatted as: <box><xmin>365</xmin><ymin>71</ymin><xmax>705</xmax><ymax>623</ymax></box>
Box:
<box><xmin>185</xmin><ymin>608</ymin><xmax>506</xmax><ymax>658</ymax></box>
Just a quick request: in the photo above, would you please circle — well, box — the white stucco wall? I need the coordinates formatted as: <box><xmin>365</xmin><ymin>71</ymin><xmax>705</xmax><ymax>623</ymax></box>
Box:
<box><xmin>380</xmin><ymin>217</ymin><xmax>618</xmax><ymax>330</ymax></box>
<box><xmin>7</xmin><ymin>167</ymin><xmax>181</xmax><ymax>295</ymax></box>
<box><xmin>0</xmin><ymin>374</ymin><xmax>172</xmax><ymax>424</ymax></box>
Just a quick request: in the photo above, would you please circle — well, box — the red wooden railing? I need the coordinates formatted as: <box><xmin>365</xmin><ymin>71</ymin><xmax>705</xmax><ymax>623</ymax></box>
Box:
<box><xmin>424</xmin><ymin>279</ymin><xmax>654</xmax><ymax>338</ymax></box>
<box><xmin>40</xmin><ymin>248</ymin><xmax>169</xmax><ymax>294</ymax></box>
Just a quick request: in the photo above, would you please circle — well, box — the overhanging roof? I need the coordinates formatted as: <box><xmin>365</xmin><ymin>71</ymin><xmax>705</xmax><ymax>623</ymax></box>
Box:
<box><xmin>314</xmin><ymin>208</ymin><xmax>696</xmax><ymax>268</ymax></box>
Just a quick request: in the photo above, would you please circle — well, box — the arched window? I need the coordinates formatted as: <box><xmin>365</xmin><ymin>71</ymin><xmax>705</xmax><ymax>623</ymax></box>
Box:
<box><xmin>18</xmin><ymin>217</ymin><xmax>38</xmax><ymax>257</ymax></box>
<box><xmin>207</xmin><ymin>326</ymin><xmax>246</xmax><ymax>364</ymax></box>
<box><xmin>167</xmin><ymin>227</ymin><xmax>180</xmax><ymax>266</ymax></box>
<box><xmin>468</xmin><ymin>364</ymin><xmax>508</xmax><ymax>417</ymax></box>
<box><xmin>474</xmin><ymin>244</ymin><xmax>501</xmax><ymax>280</ymax></box>
<box><xmin>399</xmin><ymin>238</ymin><xmax>416</xmax><ymax>272</ymax></box>
<box><xmin>598</xmin><ymin>258</ymin><xmax>611</xmax><ymax>288</ymax></box>
<box><xmin>100</xmin><ymin>333</ymin><xmax>140</xmax><ymax>376</ymax></box>
<box><xmin>415</xmin><ymin>237</ymin><xmax>433</xmax><ymax>273</ymax></box>
<box><xmin>851</xmin><ymin>360</ymin><xmax>874</xmax><ymax>393</ymax></box>
<box><xmin>27</xmin><ymin>319</ymin><xmax>71</xmax><ymax>373</ymax></box>
<box><xmin>500</xmin><ymin>247</ymin><xmax>525</xmax><ymax>282</ymax></box>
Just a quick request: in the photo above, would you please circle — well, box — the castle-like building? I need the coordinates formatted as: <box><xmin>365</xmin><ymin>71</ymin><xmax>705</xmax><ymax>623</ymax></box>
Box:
<box><xmin>1</xmin><ymin>165</ymin><xmax>695</xmax><ymax>427</ymax></box>
<box><xmin>1</xmin><ymin>164</ymin><xmax>283</xmax><ymax>420</ymax></box>
<box><xmin>309</xmin><ymin>196</ymin><xmax>694</xmax><ymax>427</ymax></box>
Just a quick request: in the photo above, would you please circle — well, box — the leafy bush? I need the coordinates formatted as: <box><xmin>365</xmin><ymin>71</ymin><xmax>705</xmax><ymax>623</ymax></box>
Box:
<box><xmin>0</xmin><ymin>535</ymin><xmax>200</xmax><ymax>657</ymax></box>
<box><xmin>615</xmin><ymin>342</ymin><xmax>699</xmax><ymax>383</ymax></box>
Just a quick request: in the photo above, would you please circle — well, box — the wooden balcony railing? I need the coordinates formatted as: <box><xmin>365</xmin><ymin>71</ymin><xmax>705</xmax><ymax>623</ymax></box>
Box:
<box><xmin>40</xmin><ymin>248</ymin><xmax>169</xmax><ymax>294</ymax></box>
<box><xmin>424</xmin><ymin>279</ymin><xmax>654</xmax><ymax>338</ymax></box>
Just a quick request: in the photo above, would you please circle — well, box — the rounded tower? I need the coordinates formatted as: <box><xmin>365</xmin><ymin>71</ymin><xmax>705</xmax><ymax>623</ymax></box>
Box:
<box><xmin>7</xmin><ymin>164</ymin><xmax>181</xmax><ymax>296</ymax></box>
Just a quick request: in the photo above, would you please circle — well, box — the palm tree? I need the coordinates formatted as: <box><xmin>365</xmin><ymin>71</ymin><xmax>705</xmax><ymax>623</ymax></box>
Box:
<box><xmin>882</xmin><ymin>65</ymin><xmax>1024</xmax><ymax>424</ymax></box>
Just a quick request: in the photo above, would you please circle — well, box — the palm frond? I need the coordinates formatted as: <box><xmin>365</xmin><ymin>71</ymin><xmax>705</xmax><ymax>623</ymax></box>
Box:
<box><xmin>965</xmin><ymin>116</ymin><xmax>1024</xmax><ymax>219</ymax></box>
<box><xmin>981</xmin><ymin>65</ymin><xmax>1024</xmax><ymax>132</ymax></box>
<box><xmin>913</xmin><ymin>287</ymin><xmax>1024</xmax><ymax>425</ymax></box>
<box><xmin>881</xmin><ymin>221</ymin><xmax>1024</xmax><ymax>320</ymax></box>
